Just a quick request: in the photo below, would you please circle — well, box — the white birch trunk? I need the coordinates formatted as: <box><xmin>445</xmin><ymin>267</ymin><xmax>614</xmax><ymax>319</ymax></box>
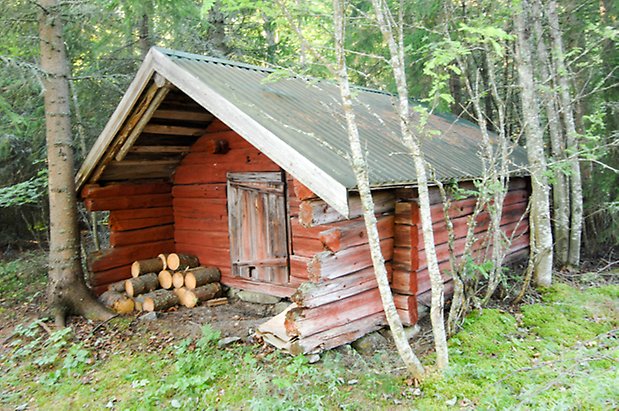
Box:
<box><xmin>532</xmin><ymin>0</ymin><xmax>570</xmax><ymax>266</ymax></box>
<box><xmin>370</xmin><ymin>0</ymin><xmax>448</xmax><ymax>370</ymax></box>
<box><xmin>332</xmin><ymin>0</ymin><xmax>425</xmax><ymax>379</ymax></box>
<box><xmin>547</xmin><ymin>0</ymin><xmax>583</xmax><ymax>267</ymax></box>
<box><xmin>514</xmin><ymin>1</ymin><xmax>554</xmax><ymax>287</ymax></box>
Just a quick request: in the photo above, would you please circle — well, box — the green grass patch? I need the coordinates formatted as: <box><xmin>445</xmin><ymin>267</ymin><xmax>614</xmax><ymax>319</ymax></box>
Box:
<box><xmin>1</xmin><ymin>283</ymin><xmax>617</xmax><ymax>410</ymax></box>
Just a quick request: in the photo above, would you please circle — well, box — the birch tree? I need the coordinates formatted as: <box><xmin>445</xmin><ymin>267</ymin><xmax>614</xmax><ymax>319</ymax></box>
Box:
<box><xmin>38</xmin><ymin>0</ymin><xmax>113</xmax><ymax>326</ymax></box>
<box><xmin>332</xmin><ymin>0</ymin><xmax>425</xmax><ymax>379</ymax></box>
<box><xmin>277</xmin><ymin>0</ymin><xmax>426</xmax><ymax>378</ymax></box>
<box><xmin>531</xmin><ymin>0</ymin><xmax>570</xmax><ymax>266</ymax></box>
<box><xmin>369</xmin><ymin>0</ymin><xmax>449</xmax><ymax>369</ymax></box>
<box><xmin>514</xmin><ymin>0</ymin><xmax>554</xmax><ymax>287</ymax></box>
<box><xmin>546</xmin><ymin>0</ymin><xmax>583</xmax><ymax>267</ymax></box>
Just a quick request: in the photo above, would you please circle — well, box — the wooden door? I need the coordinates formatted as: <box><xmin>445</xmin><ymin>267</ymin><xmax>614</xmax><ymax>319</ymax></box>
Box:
<box><xmin>227</xmin><ymin>172</ymin><xmax>289</xmax><ymax>285</ymax></box>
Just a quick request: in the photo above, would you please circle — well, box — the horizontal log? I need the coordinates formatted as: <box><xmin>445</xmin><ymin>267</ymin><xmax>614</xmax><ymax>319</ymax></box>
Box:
<box><xmin>181</xmin><ymin>283</ymin><xmax>222</xmax><ymax>308</ymax></box>
<box><xmin>174</xmin><ymin>230</ymin><xmax>230</xmax><ymax>249</ymax></box>
<box><xmin>286</xmin><ymin>288</ymin><xmax>383</xmax><ymax>338</ymax></box>
<box><xmin>90</xmin><ymin>264</ymin><xmax>133</xmax><ymax>286</ymax></box>
<box><xmin>110</xmin><ymin>215</ymin><xmax>175</xmax><ymax>232</ymax></box>
<box><xmin>89</xmin><ymin>240</ymin><xmax>175</xmax><ymax>272</ymax></box>
<box><xmin>110</xmin><ymin>224</ymin><xmax>174</xmax><ymax>247</ymax></box>
<box><xmin>172</xmin><ymin>184</ymin><xmax>227</xmax><ymax>199</ymax></box>
<box><xmin>393</xmin><ymin>200</ymin><xmax>528</xmax><ymax>250</ymax></box>
<box><xmin>391</xmin><ymin>268</ymin><xmax>417</xmax><ymax>295</ymax></box>
<box><xmin>299</xmin><ymin>191</ymin><xmax>395</xmax><ymax>227</ymax></box>
<box><xmin>308</xmin><ymin>238</ymin><xmax>394</xmax><ymax>282</ymax></box>
<box><xmin>125</xmin><ymin>273</ymin><xmax>159</xmax><ymax>297</ymax></box>
<box><xmin>167</xmin><ymin>253</ymin><xmax>200</xmax><ymax>271</ymax></box>
<box><xmin>292</xmin><ymin>179</ymin><xmax>317</xmax><ymax>200</ymax></box>
<box><xmin>393</xmin><ymin>294</ymin><xmax>418</xmax><ymax>326</ymax></box>
<box><xmin>99</xmin><ymin>162</ymin><xmax>178</xmax><ymax>181</ymax></box>
<box><xmin>143</xmin><ymin>124</ymin><xmax>205</xmax><ymax>136</ymax></box>
<box><xmin>289</xmin><ymin>312</ymin><xmax>386</xmax><ymax>355</ymax></box>
<box><xmin>417</xmin><ymin>280</ymin><xmax>455</xmax><ymax>307</ymax></box>
<box><xmin>174</xmin><ymin>217</ymin><xmax>229</xmax><ymax>232</ymax></box>
<box><xmin>85</xmin><ymin>193</ymin><xmax>172</xmax><ymax>211</ymax></box>
<box><xmin>289</xmin><ymin>255</ymin><xmax>310</xmax><ymax>279</ymax></box>
<box><xmin>142</xmin><ymin>289</ymin><xmax>181</xmax><ymax>312</ymax></box>
<box><xmin>173</xmin><ymin>198</ymin><xmax>227</xmax><ymax>217</ymax></box>
<box><xmin>81</xmin><ymin>182</ymin><xmax>171</xmax><ymax>199</ymax></box>
<box><xmin>173</xmin><ymin>158</ymin><xmax>279</xmax><ymax>185</ymax></box>
<box><xmin>175</xmin><ymin>243</ymin><xmax>231</xmax><ymax>269</ymax></box>
<box><xmin>151</xmin><ymin>109</ymin><xmax>213</xmax><ymax>122</ymax></box>
<box><xmin>291</xmin><ymin>264</ymin><xmax>392</xmax><ymax>308</ymax></box>
<box><xmin>319</xmin><ymin>215</ymin><xmax>394</xmax><ymax>253</ymax></box>
<box><xmin>220</xmin><ymin>276</ymin><xmax>295</xmax><ymax>298</ymax></box>
<box><xmin>184</xmin><ymin>266</ymin><xmax>221</xmax><ymax>289</ymax></box>
<box><xmin>128</xmin><ymin>145</ymin><xmax>191</xmax><ymax>154</ymax></box>
<box><xmin>110</xmin><ymin>206</ymin><xmax>173</xmax><ymax>221</ymax></box>
<box><xmin>290</xmin><ymin>217</ymin><xmax>338</xmax><ymax>239</ymax></box>
<box><xmin>131</xmin><ymin>257</ymin><xmax>165</xmax><ymax>277</ymax></box>
<box><xmin>189</xmin><ymin>130</ymin><xmax>241</xmax><ymax>151</ymax></box>
<box><xmin>291</xmin><ymin>236</ymin><xmax>324</xmax><ymax>257</ymax></box>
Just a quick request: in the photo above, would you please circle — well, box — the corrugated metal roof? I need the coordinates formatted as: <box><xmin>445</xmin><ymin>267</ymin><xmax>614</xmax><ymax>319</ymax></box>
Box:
<box><xmin>157</xmin><ymin>48</ymin><xmax>528</xmax><ymax>190</ymax></box>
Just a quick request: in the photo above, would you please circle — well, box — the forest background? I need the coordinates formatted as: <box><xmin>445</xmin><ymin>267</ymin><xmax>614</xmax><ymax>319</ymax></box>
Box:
<box><xmin>0</xmin><ymin>0</ymin><xmax>616</xmax><ymax>261</ymax></box>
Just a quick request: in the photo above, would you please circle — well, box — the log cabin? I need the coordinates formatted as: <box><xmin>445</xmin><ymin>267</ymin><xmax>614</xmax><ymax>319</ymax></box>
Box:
<box><xmin>76</xmin><ymin>48</ymin><xmax>531</xmax><ymax>354</ymax></box>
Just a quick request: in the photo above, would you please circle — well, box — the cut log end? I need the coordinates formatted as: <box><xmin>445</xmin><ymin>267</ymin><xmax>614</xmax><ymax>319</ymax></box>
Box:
<box><xmin>158</xmin><ymin>270</ymin><xmax>173</xmax><ymax>289</ymax></box>
<box><xmin>181</xmin><ymin>283</ymin><xmax>222</xmax><ymax>308</ymax></box>
<box><xmin>132</xmin><ymin>257</ymin><xmax>165</xmax><ymax>277</ymax></box>
<box><xmin>184</xmin><ymin>266</ymin><xmax>221</xmax><ymax>289</ymax></box>
<box><xmin>167</xmin><ymin>253</ymin><xmax>200</xmax><ymax>271</ymax></box>
<box><xmin>172</xmin><ymin>271</ymin><xmax>185</xmax><ymax>288</ymax></box>
<box><xmin>99</xmin><ymin>291</ymin><xmax>135</xmax><ymax>314</ymax></box>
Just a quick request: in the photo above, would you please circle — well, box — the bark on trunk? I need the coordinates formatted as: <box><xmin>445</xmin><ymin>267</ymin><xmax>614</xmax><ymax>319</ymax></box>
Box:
<box><xmin>547</xmin><ymin>0</ymin><xmax>583</xmax><ymax>267</ymax></box>
<box><xmin>370</xmin><ymin>0</ymin><xmax>449</xmax><ymax>370</ymax></box>
<box><xmin>39</xmin><ymin>0</ymin><xmax>113</xmax><ymax>326</ymax></box>
<box><xmin>333</xmin><ymin>0</ymin><xmax>425</xmax><ymax>380</ymax></box>
<box><xmin>532</xmin><ymin>0</ymin><xmax>570</xmax><ymax>266</ymax></box>
<box><xmin>514</xmin><ymin>2</ymin><xmax>554</xmax><ymax>287</ymax></box>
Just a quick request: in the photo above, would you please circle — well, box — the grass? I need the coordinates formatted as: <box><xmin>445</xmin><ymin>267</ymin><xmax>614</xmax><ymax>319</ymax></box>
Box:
<box><xmin>1</xmin><ymin>253</ymin><xmax>617</xmax><ymax>410</ymax></box>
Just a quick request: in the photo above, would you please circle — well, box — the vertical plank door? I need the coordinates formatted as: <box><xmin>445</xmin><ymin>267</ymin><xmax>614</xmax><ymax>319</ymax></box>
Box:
<box><xmin>227</xmin><ymin>172</ymin><xmax>289</xmax><ymax>285</ymax></box>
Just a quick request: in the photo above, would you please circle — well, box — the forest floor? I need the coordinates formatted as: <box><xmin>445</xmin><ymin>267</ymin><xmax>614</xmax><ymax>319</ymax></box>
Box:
<box><xmin>0</xmin><ymin>251</ymin><xmax>617</xmax><ymax>410</ymax></box>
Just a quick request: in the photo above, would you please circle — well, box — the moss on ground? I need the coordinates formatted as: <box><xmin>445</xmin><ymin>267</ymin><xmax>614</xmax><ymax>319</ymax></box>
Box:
<box><xmin>1</xmin><ymin>259</ymin><xmax>617</xmax><ymax>410</ymax></box>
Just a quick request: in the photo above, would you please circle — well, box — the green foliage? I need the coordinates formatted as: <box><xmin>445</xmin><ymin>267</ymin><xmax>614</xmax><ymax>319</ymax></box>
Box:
<box><xmin>0</xmin><ymin>168</ymin><xmax>47</xmax><ymax>208</ymax></box>
<box><xmin>1</xmin><ymin>282</ymin><xmax>616</xmax><ymax>410</ymax></box>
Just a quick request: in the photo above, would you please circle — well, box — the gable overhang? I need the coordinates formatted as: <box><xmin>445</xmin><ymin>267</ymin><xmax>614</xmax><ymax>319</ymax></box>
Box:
<box><xmin>76</xmin><ymin>48</ymin><xmax>350</xmax><ymax>217</ymax></box>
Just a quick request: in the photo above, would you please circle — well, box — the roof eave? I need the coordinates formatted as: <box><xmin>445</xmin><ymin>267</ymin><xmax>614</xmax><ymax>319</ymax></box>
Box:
<box><xmin>75</xmin><ymin>51</ymin><xmax>158</xmax><ymax>193</ymax></box>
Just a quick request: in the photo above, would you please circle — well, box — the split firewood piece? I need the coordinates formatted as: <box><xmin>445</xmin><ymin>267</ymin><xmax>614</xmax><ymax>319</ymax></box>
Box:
<box><xmin>142</xmin><ymin>289</ymin><xmax>180</xmax><ymax>312</ymax></box>
<box><xmin>158</xmin><ymin>270</ymin><xmax>173</xmax><ymax>289</ymax></box>
<box><xmin>99</xmin><ymin>291</ymin><xmax>135</xmax><ymax>314</ymax></box>
<box><xmin>158</xmin><ymin>253</ymin><xmax>169</xmax><ymax>270</ymax></box>
<box><xmin>107</xmin><ymin>280</ymin><xmax>127</xmax><ymax>293</ymax></box>
<box><xmin>166</xmin><ymin>253</ymin><xmax>200</xmax><ymax>271</ymax></box>
<box><xmin>131</xmin><ymin>257</ymin><xmax>164</xmax><ymax>278</ymax></box>
<box><xmin>184</xmin><ymin>266</ymin><xmax>221</xmax><ymax>289</ymax></box>
<box><xmin>181</xmin><ymin>283</ymin><xmax>222</xmax><ymax>308</ymax></box>
<box><xmin>206</xmin><ymin>297</ymin><xmax>228</xmax><ymax>307</ymax></box>
<box><xmin>125</xmin><ymin>273</ymin><xmax>159</xmax><ymax>297</ymax></box>
<box><xmin>172</xmin><ymin>271</ymin><xmax>185</xmax><ymax>289</ymax></box>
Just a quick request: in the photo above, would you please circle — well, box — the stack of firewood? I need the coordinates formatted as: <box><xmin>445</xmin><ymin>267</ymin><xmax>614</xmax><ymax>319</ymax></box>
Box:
<box><xmin>98</xmin><ymin>253</ymin><xmax>226</xmax><ymax>314</ymax></box>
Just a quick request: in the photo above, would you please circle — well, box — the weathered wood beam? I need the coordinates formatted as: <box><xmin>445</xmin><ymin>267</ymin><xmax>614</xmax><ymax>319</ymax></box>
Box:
<box><xmin>142</xmin><ymin>124</ymin><xmax>205</xmax><ymax>136</ymax></box>
<box><xmin>151</xmin><ymin>109</ymin><xmax>213</xmax><ymax>122</ymax></box>
<box><xmin>129</xmin><ymin>145</ymin><xmax>192</xmax><ymax>154</ymax></box>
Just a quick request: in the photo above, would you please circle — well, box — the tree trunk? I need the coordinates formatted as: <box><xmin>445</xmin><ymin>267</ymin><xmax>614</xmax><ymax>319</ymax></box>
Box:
<box><xmin>332</xmin><ymin>0</ymin><xmax>425</xmax><ymax>380</ymax></box>
<box><xmin>514</xmin><ymin>1</ymin><xmax>554</xmax><ymax>287</ymax></box>
<box><xmin>547</xmin><ymin>0</ymin><xmax>583</xmax><ymax>267</ymax></box>
<box><xmin>370</xmin><ymin>0</ymin><xmax>449</xmax><ymax>370</ymax></box>
<box><xmin>39</xmin><ymin>0</ymin><xmax>114</xmax><ymax>327</ymax></box>
<box><xmin>532</xmin><ymin>0</ymin><xmax>570</xmax><ymax>266</ymax></box>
